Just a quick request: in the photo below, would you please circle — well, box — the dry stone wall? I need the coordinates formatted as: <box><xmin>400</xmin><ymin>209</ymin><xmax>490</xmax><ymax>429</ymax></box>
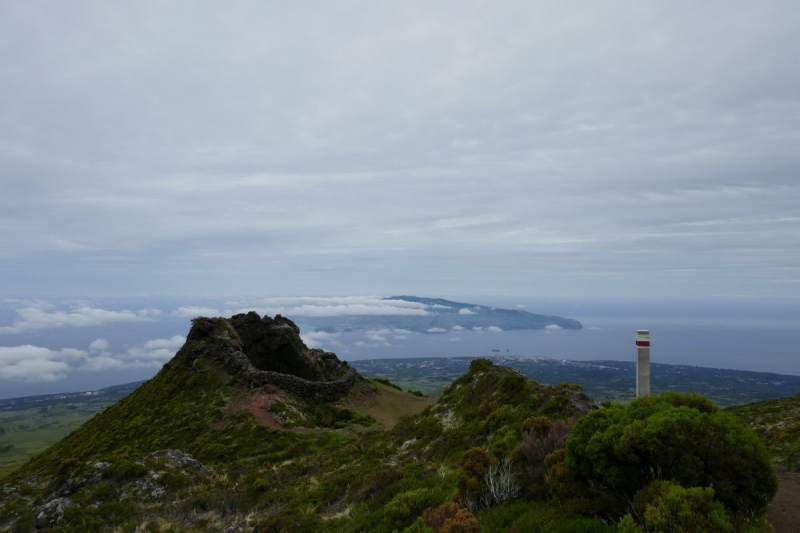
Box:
<box><xmin>183</xmin><ymin>314</ymin><xmax>356</xmax><ymax>402</ymax></box>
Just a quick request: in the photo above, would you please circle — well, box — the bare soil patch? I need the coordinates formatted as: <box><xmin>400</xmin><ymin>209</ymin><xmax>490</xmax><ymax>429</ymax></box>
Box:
<box><xmin>220</xmin><ymin>390</ymin><xmax>316</xmax><ymax>433</ymax></box>
<box><xmin>769</xmin><ymin>472</ymin><xmax>800</xmax><ymax>533</ymax></box>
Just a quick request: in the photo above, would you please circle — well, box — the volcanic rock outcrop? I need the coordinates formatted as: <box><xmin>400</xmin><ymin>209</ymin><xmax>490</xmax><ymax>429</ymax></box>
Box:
<box><xmin>179</xmin><ymin>311</ymin><xmax>357</xmax><ymax>401</ymax></box>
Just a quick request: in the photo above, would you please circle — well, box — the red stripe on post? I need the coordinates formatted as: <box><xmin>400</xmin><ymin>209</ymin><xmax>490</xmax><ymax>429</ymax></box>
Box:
<box><xmin>636</xmin><ymin>341</ymin><xmax>650</xmax><ymax>347</ymax></box>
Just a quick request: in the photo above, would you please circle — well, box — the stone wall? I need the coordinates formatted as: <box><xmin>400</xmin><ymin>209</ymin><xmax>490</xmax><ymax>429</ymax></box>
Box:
<box><xmin>183</xmin><ymin>315</ymin><xmax>357</xmax><ymax>402</ymax></box>
<box><xmin>241</xmin><ymin>368</ymin><xmax>358</xmax><ymax>402</ymax></box>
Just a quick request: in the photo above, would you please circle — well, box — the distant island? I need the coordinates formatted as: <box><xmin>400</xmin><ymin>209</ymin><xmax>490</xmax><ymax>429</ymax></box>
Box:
<box><xmin>300</xmin><ymin>295</ymin><xmax>582</xmax><ymax>333</ymax></box>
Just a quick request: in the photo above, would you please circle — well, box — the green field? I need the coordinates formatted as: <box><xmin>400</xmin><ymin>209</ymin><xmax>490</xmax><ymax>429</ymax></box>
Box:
<box><xmin>0</xmin><ymin>382</ymin><xmax>143</xmax><ymax>479</ymax></box>
<box><xmin>0</xmin><ymin>403</ymin><xmax>106</xmax><ymax>478</ymax></box>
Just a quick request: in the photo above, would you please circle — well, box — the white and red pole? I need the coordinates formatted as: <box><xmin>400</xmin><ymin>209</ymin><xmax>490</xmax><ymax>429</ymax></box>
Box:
<box><xmin>636</xmin><ymin>330</ymin><xmax>650</xmax><ymax>397</ymax></box>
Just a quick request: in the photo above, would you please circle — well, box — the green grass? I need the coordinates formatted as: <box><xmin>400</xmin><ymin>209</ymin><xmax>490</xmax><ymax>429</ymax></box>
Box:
<box><xmin>0</xmin><ymin>402</ymin><xmax>111</xmax><ymax>479</ymax></box>
<box><xmin>0</xmin><ymin>350</ymin><xmax>783</xmax><ymax>533</ymax></box>
<box><xmin>727</xmin><ymin>393</ymin><xmax>800</xmax><ymax>471</ymax></box>
<box><xmin>342</xmin><ymin>380</ymin><xmax>435</xmax><ymax>428</ymax></box>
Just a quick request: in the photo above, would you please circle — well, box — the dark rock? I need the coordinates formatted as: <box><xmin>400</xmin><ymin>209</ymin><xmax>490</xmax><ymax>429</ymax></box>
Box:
<box><xmin>33</xmin><ymin>497</ymin><xmax>77</xmax><ymax>528</ymax></box>
<box><xmin>50</xmin><ymin>476</ymin><xmax>87</xmax><ymax>499</ymax></box>
<box><xmin>2</xmin><ymin>476</ymin><xmax>46</xmax><ymax>498</ymax></box>
<box><xmin>230</xmin><ymin>312</ymin><xmax>316</xmax><ymax>379</ymax></box>
<box><xmin>130</xmin><ymin>471</ymin><xmax>165</xmax><ymax>501</ymax></box>
<box><xmin>563</xmin><ymin>389</ymin><xmax>601</xmax><ymax>414</ymax></box>
<box><xmin>183</xmin><ymin>313</ymin><xmax>357</xmax><ymax>402</ymax></box>
<box><xmin>144</xmin><ymin>449</ymin><xmax>205</xmax><ymax>471</ymax></box>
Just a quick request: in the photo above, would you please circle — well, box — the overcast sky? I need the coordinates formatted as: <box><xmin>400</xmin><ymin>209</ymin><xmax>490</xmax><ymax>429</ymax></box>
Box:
<box><xmin>1</xmin><ymin>1</ymin><xmax>799</xmax><ymax>299</ymax></box>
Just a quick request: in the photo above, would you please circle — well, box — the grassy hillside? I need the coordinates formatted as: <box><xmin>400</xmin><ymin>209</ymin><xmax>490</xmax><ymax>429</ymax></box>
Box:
<box><xmin>727</xmin><ymin>394</ymin><xmax>800</xmax><ymax>472</ymax></box>
<box><xmin>1</xmin><ymin>358</ymin><xmax>616</xmax><ymax>532</ymax></box>
<box><xmin>0</xmin><ymin>338</ymin><xmax>780</xmax><ymax>533</ymax></box>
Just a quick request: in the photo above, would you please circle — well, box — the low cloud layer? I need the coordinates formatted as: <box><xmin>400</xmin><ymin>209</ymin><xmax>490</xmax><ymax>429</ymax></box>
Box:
<box><xmin>0</xmin><ymin>335</ymin><xmax>185</xmax><ymax>383</ymax></box>
<box><xmin>223</xmin><ymin>296</ymin><xmax>436</xmax><ymax>318</ymax></box>
<box><xmin>0</xmin><ymin>303</ymin><xmax>160</xmax><ymax>334</ymax></box>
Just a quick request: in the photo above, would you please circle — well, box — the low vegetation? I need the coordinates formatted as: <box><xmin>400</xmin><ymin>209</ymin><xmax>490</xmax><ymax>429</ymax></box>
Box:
<box><xmin>727</xmin><ymin>393</ymin><xmax>800</xmax><ymax>472</ymax></box>
<box><xmin>0</xmin><ymin>350</ymin><xmax>782</xmax><ymax>532</ymax></box>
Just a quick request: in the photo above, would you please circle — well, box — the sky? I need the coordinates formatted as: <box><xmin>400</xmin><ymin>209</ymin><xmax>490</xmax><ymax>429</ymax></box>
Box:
<box><xmin>1</xmin><ymin>1</ymin><xmax>798</xmax><ymax>299</ymax></box>
<box><xmin>2</xmin><ymin>3</ymin><xmax>800</xmax><ymax>395</ymax></box>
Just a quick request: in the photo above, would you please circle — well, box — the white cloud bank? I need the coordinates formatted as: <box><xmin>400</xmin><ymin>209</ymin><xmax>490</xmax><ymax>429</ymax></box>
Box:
<box><xmin>0</xmin><ymin>305</ymin><xmax>160</xmax><ymax>334</ymax></box>
<box><xmin>0</xmin><ymin>335</ymin><xmax>186</xmax><ymax>383</ymax></box>
<box><xmin>545</xmin><ymin>324</ymin><xmax>563</xmax><ymax>330</ymax></box>
<box><xmin>0</xmin><ymin>346</ymin><xmax>84</xmax><ymax>383</ymax></box>
<box><xmin>224</xmin><ymin>296</ymin><xmax>436</xmax><ymax>318</ymax></box>
<box><xmin>172</xmin><ymin>306</ymin><xmax>221</xmax><ymax>318</ymax></box>
<box><xmin>300</xmin><ymin>330</ymin><xmax>342</xmax><ymax>349</ymax></box>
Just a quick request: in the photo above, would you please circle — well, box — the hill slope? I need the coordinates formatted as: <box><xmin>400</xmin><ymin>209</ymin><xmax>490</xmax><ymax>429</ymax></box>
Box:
<box><xmin>727</xmin><ymin>394</ymin><xmax>800</xmax><ymax>472</ymax></box>
<box><xmin>0</xmin><ymin>315</ymin><xmax>605</xmax><ymax>532</ymax></box>
<box><xmin>8</xmin><ymin>312</ymin><xmax>370</xmax><ymax>479</ymax></box>
<box><xmin>0</xmin><ymin>314</ymin><xmax>780</xmax><ymax>533</ymax></box>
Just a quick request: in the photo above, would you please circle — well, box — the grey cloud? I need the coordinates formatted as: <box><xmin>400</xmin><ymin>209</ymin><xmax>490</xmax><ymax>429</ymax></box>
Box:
<box><xmin>0</xmin><ymin>2</ymin><xmax>798</xmax><ymax>297</ymax></box>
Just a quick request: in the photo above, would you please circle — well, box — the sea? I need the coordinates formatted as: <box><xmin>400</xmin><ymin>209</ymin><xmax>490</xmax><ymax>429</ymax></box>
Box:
<box><xmin>1</xmin><ymin>295</ymin><xmax>798</xmax><ymax>399</ymax></box>
<box><xmin>302</xmin><ymin>296</ymin><xmax>800</xmax><ymax>377</ymax></box>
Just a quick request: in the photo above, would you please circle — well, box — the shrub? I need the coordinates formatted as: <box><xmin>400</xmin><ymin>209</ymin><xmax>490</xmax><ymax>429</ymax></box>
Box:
<box><xmin>564</xmin><ymin>392</ymin><xmax>777</xmax><ymax>514</ymax></box>
<box><xmin>400</xmin><ymin>517</ymin><xmax>435</xmax><ymax>532</ymax></box>
<box><xmin>423</xmin><ymin>502</ymin><xmax>462</xmax><ymax>531</ymax></box>
<box><xmin>440</xmin><ymin>508</ymin><xmax>480</xmax><ymax>533</ymax></box>
<box><xmin>373</xmin><ymin>378</ymin><xmax>403</xmax><ymax>391</ymax></box>
<box><xmin>481</xmin><ymin>405</ymin><xmax>512</xmax><ymax>434</ymax></box>
<box><xmin>512</xmin><ymin>417</ymin><xmax>575</xmax><ymax>497</ymax></box>
<box><xmin>489</xmin><ymin>425</ymin><xmax>519</xmax><ymax>458</ymax></box>
<box><xmin>483</xmin><ymin>457</ymin><xmax>520</xmax><ymax>506</ymax></box>
<box><xmin>520</xmin><ymin>416</ymin><xmax>552</xmax><ymax>435</ymax></box>
<box><xmin>418</xmin><ymin>502</ymin><xmax>479</xmax><ymax>533</ymax></box>
<box><xmin>384</xmin><ymin>488</ymin><xmax>437</xmax><ymax>531</ymax></box>
<box><xmin>105</xmin><ymin>460</ymin><xmax>148</xmax><ymax>481</ymax></box>
<box><xmin>546</xmin><ymin>449</ymin><xmax>619</xmax><ymax>516</ymax></box>
<box><xmin>456</xmin><ymin>447</ymin><xmax>493</xmax><ymax>510</ymax></box>
<box><xmin>618</xmin><ymin>481</ymin><xmax>733</xmax><ymax>533</ymax></box>
<box><xmin>57</xmin><ymin>458</ymin><xmax>84</xmax><ymax>475</ymax></box>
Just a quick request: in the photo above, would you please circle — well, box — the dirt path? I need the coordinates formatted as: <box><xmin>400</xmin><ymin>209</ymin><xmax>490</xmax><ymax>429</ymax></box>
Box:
<box><xmin>769</xmin><ymin>473</ymin><xmax>800</xmax><ymax>533</ymax></box>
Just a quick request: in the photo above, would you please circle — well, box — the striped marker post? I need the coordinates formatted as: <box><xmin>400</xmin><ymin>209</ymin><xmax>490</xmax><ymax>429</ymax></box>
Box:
<box><xmin>636</xmin><ymin>330</ymin><xmax>650</xmax><ymax>397</ymax></box>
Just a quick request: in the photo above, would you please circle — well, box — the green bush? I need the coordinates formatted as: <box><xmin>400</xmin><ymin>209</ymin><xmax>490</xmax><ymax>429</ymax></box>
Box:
<box><xmin>384</xmin><ymin>488</ymin><xmax>437</xmax><ymax>531</ymax></box>
<box><xmin>618</xmin><ymin>481</ymin><xmax>733</xmax><ymax>533</ymax></box>
<box><xmin>105</xmin><ymin>460</ymin><xmax>148</xmax><ymax>481</ymax></box>
<box><xmin>373</xmin><ymin>377</ymin><xmax>404</xmax><ymax>391</ymax></box>
<box><xmin>565</xmin><ymin>392</ymin><xmax>777</xmax><ymax>515</ymax></box>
